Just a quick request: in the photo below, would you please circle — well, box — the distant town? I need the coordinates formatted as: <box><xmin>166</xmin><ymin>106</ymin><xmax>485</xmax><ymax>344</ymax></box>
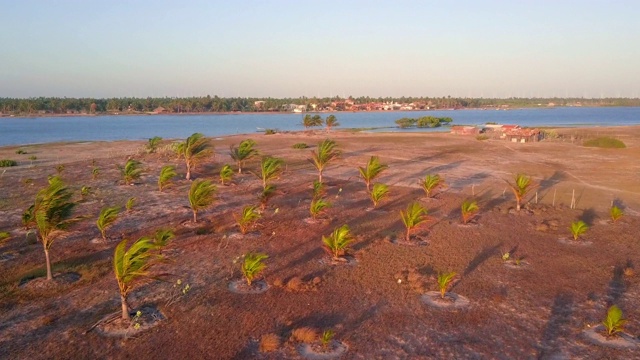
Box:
<box><xmin>1</xmin><ymin>96</ymin><xmax>639</xmax><ymax>116</ymax></box>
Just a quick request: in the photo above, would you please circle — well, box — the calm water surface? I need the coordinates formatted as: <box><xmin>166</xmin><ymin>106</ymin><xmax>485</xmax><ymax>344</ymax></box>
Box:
<box><xmin>1</xmin><ymin>107</ymin><xmax>639</xmax><ymax>146</ymax></box>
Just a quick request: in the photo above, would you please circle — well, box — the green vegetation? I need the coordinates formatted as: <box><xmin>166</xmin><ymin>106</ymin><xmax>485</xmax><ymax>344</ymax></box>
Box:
<box><xmin>16</xmin><ymin>149</ymin><xmax>27</xmax><ymax>154</ymax></box>
<box><xmin>292</xmin><ymin>143</ymin><xmax>309</xmax><ymax>149</ymax></box>
<box><xmin>80</xmin><ymin>186</ymin><xmax>92</xmax><ymax>199</ymax></box>
<box><xmin>420</xmin><ymin>174</ymin><xmax>444</xmax><ymax>198</ymax></box>
<box><xmin>570</xmin><ymin>220</ymin><xmax>589</xmax><ymax>240</ymax></box>
<box><xmin>400</xmin><ymin>202</ymin><xmax>428</xmax><ymax>241</ymax></box>
<box><xmin>264</xmin><ymin>129</ymin><xmax>277</xmax><ymax>135</ymax></box>
<box><xmin>242</xmin><ymin>253</ymin><xmax>268</xmax><ymax>286</ymax></box>
<box><xmin>92</xmin><ymin>167</ymin><xmax>100</xmax><ymax>180</ymax></box>
<box><xmin>0</xmin><ymin>231</ymin><xmax>10</xmax><ymax>244</ymax></box>
<box><xmin>302</xmin><ymin>114</ymin><xmax>323</xmax><ymax>129</ymax></box>
<box><xmin>506</xmin><ymin>173</ymin><xmax>535</xmax><ymax>211</ymax></box>
<box><xmin>230</xmin><ymin>139</ymin><xmax>259</xmax><ymax>174</ymax></box>
<box><xmin>461</xmin><ymin>200</ymin><xmax>479</xmax><ymax>224</ymax></box>
<box><xmin>310</xmin><ymin>198</ymin><xmax>330</xmax><ymax>219</ymax></box>
<box><xmin>325</xmin><ymin>115</ymin><xmax>339</xmax><ymax>131</ymax></box>
<box><xmin>176</xmin><ymin>133</ymin><xmax>212</xmax><ymax>180</ymax></box>
<box><xmin>219</xmin><ymin>164</ymin><xmax>234</xmax><ymax>185</ymax></box>
<box><xmin>56</xmin><ymin>164</ymin><xmax>65</xmax><ymax>174</ymax></box>
<box><xmin>158</xmin><ymin>165</ymin><xmax>177</xmax><ymax>192</ymax></box>
<box><xmin>321</xmin><ymin>329</ymin><xmax>335</xmax><ymax>348</ymax></box>
<box><xmin>312</xmin><ymin>180</ymin><xmax>326</xmax><ymax>200</ymax></box>
<box><xmin>257</xmin><ymin>156</ymin><xmax>284</xmax><ymax>190</ymax></box>
<box><xmin>25</xmin><ymin>176</ymin><xmax>77</xmax><ymax>280</ymax></box>
<box><xmin>369</xmin><ymin>183</ymin><xmax>389</xmax><ymax>208</ymax></box>
<box><xmin>113</xmin><ymin>236</ymin><xmax>166</xmax><ymax>320</ymax></box>
<box><xmin>0</xmin><ymin>160</ymin><xmax>17</xmax><ymax>167</ymax></box>
<box><xmin>146</xmin><ymin>136</ymin><xmax>163</xmax><ymax>154</ymax></box>
<box><xmin>259</xmin><ymin>184</ymin><xmax>277</xmax><ymax>209</ymax></box>
<box><xmin>358</xmin><ymin>156</ymin><xmax>388</xmax><ymax>192</ymax></box>
<box><xmin>437</xmin><ymin>271</ymin><xmax>457</xmax><ymax>299</ymax></box>
<box><xmin>235</xmin><ymin>205</ymin><xmax>261</xmax><ymax>234</ymax></box>
<box><xmin>610</xmin><ymin>205</ymin><xmax>624</xmax><ymax>223</ymax></box>
<box><xmin>125</xmin><ymin>197</ymin><xmax>136</xmax><ymax>212</ymax></box>
<box><xmin>188</xmin><ymin>179</ymin><xmax>216</xmax><ymax>223</ymax></box>
<box><xmin>309</xmin><ymin>139</ymin><xmax>340</xmax><ymax>183</ymax></box>
<box><xmin>476</xmin><ymin>135</ymin><xmax>489</xmax><ymax>141</ymax></box>
<box><xmin>395</xmin><ymin>116</ymin><xmax>453</xmax><ymax>128</ymax></box>
<box><xmin>322</xmin><ymin>224</ymin><xmax>353</xmax><ymax>260</ymax></box>
<box><xmin>583</xmin><ymin>137</ymin><xmax>626</xmax><ymax>148</ymax></box>
<box><xmin>602</xmin><ymin>305</ymin><xmax>626</xmax><ymax>337</ymax></box>
<box><xmin>96</xmin><ymin>206</ymin><xmax>120</xmax><ymax>241</ymax></box>
<box><xmin>119</xmin><ymin>159</ymin><xmax>143</xmax><ymax>185</ymax></box>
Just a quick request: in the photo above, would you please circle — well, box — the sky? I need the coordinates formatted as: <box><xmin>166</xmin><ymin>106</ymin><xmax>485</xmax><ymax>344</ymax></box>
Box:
<box><xmin>1</xmin><ymin>0</ymin><xmax>639</xmax><ymax>98</ymax></box>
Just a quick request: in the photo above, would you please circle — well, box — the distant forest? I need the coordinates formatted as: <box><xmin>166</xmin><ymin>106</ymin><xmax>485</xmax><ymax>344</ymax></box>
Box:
<box><xmin>1</xmin><ymin>96</ymin><xmax>639</xmax><ymax>115</ymax></box>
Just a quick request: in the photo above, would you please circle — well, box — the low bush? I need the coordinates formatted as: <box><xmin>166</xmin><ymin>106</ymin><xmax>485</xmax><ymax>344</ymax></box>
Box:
<box><xmin>0</xmin><ymin>160</ymin><xmax>17</xmax><ymax>167</ymax></box>
<box><xmin>583</xmin><ymin>137</ymin><xmax>626</xmax><ymax>148</ymax></box>
<box><xmin>476</xmin><ymin>135</ymin><xmax>489</xmax><ymax>141</ymax></box>
<box><xmin>292</xmin><ymin>143</ymin><xmax>308</xmax><ymax>149</ymax></box>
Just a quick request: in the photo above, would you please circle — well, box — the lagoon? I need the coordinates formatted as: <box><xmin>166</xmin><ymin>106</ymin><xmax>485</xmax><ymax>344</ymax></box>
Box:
<box><xmin>2</xmin><ymin>107</ymin><xmax>640</xmax><ymax>146</ymax></box>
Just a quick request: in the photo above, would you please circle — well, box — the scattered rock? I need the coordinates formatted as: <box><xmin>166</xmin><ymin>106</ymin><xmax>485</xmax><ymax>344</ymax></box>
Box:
<box><xmin>312</xmin><ymin>277</ymin><xmax>322</xmax><ymax>285</ymax></box>
<box><xmin>287</xmin><ymin>277</ymin><xmax>303</xmax><ymax>291</ymax></box>
<box><xmin>535</xmin><ymin>223</ymin><xmax>549</xmax><ymax>232</ymax></box>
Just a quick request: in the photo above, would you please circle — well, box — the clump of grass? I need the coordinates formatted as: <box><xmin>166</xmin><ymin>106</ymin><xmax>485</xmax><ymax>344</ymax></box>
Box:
<box><xmin>291</xmin><ymin>327</ymin><xmax>317</xmax><ymax>343</ymax></box>
<box><xmin>476</xmin><ymin>135</ymin><xmax>489</xmax><ymax>141</ymax></box>
<box><xmin>264</xmin><ymin>129</ymin><xmax>277</xmax><ymax>135</ymax></box>
<box><xmin>16</xmin><ymin>149</ymin><xmax>27</xmax><ymax>154</ymax></box>
<box><xmin>292</xmin><ymin>143</ymin><xmax>309</xmax><ymax>149</ymax></box>
<box><xmin>125</xmin><ymin>197</ymin><xmax>136</xmax><ymax>212</ymax></box>
<box><xmin>610</xmin><ymin>205</ymin><xmax>624</xmax><ymax>223</ymax></box>
<box><xmin>583</xmin><ymin>137</ymin><xmax>626</xmax><ymax>148</ymax></box>
<box><xmin>0</xmin><ymin>231</ymin><xmax>10</xmax><ymax>244</ymax></box>
<box><xmin>0</xmin><ymin>160</ymin><xmax>17</xmax><ymax>167</ymax></box>
<box><xmin>259</xmin><ymin>333</ymin><xmax>280</xmax><ymax>352</ymax></box>
<box><xmin>321</xmin><ymin>329</ymin><xmax>335</xmax><ymax>348</ymax></box>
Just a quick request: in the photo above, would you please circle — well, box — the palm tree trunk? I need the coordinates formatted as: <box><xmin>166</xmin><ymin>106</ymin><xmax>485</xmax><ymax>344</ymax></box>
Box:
<box><xmin>193</xmin><ymin>210</ymin><xmax>198</xmax><ymax>223</ymax></box>
<box><xmin>319</xmin><ymin>170</ymin><xmax>323</xmax><ymax>183</ymax></box>
<box><xmin>406</xmin><ymin>228</ymin><xmax>411</xmax><ymax>242</ymax></box>
<box><xmin>186</xmin><ymin>165</ymin><xmax>191</xmax><ymax>180</ymax></box>
<box><xmin>516</xmin><ymin>199</ymin><xmax>521</xmax><ymax>211</ymax></box>
<box><xmin>121</xmin><ymin>294</ymin><xmax>131</xmax><ymax>320</ymax></box>
<box><xmin>44</xmin><ymin>247</ymin><xmax>53</xmax><ymax>280</ymax></box>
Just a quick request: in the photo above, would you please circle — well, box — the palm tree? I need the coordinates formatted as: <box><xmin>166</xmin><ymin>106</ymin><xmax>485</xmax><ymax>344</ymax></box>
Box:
<box><xmin>188</xmin><ymin>179</ymin><xmax>217</xmax><ymax>222</ymax></box>
<box><xmin>27</xmin><ymin>176</ymin><xmax>77</xmax><ymax>280</ymax></box>
<box><xmin>257</xmin><ymin>156</ymin><xmax>284</xmax><ymax>190</ymax></box>
<box><xmin>570</xmin><ymin>220</ymin><xmax>589</xmax><ymax>241</ymax></box>
<box><xmin>146</xmin><ymin>136</ymin><xmax>163</xmax><ymax>154</ymax></box>
<box><xmin>242</xmin><ymin>253</ymin><xmax>268</xmax><ymax>286</ymax></box>
<box><xmin>358</xmin><ymin>156</ymin><xmax>388</xmax><ymax>192</ymax></box>
<box><xmin>322</xmin><ymin>224</ymin><xmax>353</xmax><ymax>260</ymax></box>
<box><xmin>259</xmin><ymin>184</ymin><xmax>277</xmax><ymax>210</ymax></box>
<box><xmin>310</xmin><ymin>198</ymin><xmax>331</xmax><ymax>219</ymax></box>
<box><xmin>325</xmin><ymin>115</ymin><xmax>339</xmax><ymax>131</ymax></box>
<box><xmin>312</xmin><ymin>180</ymin><xmax>326</xmax><ymax>200</ymax></box>
<box><xmin>113</xmin><ymin>237</ymin><xmax>165</xmax><ymax>320</ymax></box>
<box><xmin>229</xmin><ymin>139</ymin><xmax>259</xmax><ymax>174</ymax></box>
<box><xmin>235</xmin><ymin>205</ymin><xmax>261</xmax><ymax>234</ymax></box>
<box><xmin>460</xmin><ymin>200</ymin><xmax>479</xmax><ymax>224</ymax></box>
<box><xmin>176</xmin><ymin>133</ymin><xmax>212</xmax><ymax>180</ymax></box>
<box><xmin>506</xmin><ymin>174</ymin><xmax>535</xmax><ymax>211</ymax></box>
<box><xmin>400</xmin><ymin>202</ymin><xmax>428</xmax><ymax>241</ymax></box>
<box><xmin>120</xmin><ymin>159</ymin><xmax>143</xmax><ymax>185</ymax></box>
<box><xmin>369</xmin><ymin>183</ymin><xmax>389</xmax><ymax>208</ymax></box>
<box><xmin>96</xmin><ymin>206</ymin><xmax>120</xmax><ymax>241</ymax></box>
<box><xmin>420</xmin><ymin>174</ymin><xmax>444</xmax><ymax>198</ymax></box>
<box><xmin>308</xmin><ymin>139</ymin><xmax>340</xmax><ymax>183</ymax></box>
<box><xmin>219</xmin><ymin>164</ymin><xmax>234</xmax><ymax>185</ymax></box>
<box><xmin>437</xmin><ymin>271</ymin><xmax>457</xmax><ymax>299</ymax></box>
<box><xmin>158</xmin><ymin>165</ymin><xmax>177</xmax><ymax>191</ymax></box>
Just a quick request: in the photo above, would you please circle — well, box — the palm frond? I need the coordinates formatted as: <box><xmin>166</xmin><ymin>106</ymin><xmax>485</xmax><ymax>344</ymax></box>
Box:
<box><xmin>322</xmin><ymin>224</ymin><xmax>353</xmax><ymax>259</ymax></box>
<box><xmin>158</xmin><ymin>165</ymin><xmax>177</xmax><ymax>191</ymax></box>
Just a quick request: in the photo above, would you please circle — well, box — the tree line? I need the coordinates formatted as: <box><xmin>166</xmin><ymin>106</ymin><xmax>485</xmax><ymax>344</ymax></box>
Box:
<box><xmin>1</xmin><ymin>95</ymin><xmax>639</xmax><ymax>115</ymax></box>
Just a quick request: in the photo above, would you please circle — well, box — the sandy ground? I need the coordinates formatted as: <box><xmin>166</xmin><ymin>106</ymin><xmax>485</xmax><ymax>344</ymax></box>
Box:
<box><xmin>0</xmin><ymin>127</ymin><xmax>639</xmax><ymax>359</ymax></box>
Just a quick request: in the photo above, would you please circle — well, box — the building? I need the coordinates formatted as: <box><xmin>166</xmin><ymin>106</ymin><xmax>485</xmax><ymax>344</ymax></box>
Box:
<box><xmin>504</xmin><ymin>128</ymin><xmax>542</xmax><ymax>143</ymax></box>
<box><xmin>451</xmin><ymin>125</ymin><xmax>482</xmax><ymax>135</ymax></box>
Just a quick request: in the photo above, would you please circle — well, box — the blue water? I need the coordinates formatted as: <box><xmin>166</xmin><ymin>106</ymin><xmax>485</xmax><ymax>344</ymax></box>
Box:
<box><xmin>1</xmin><ymin>107</ymin><xmax>639</xmax><ymax>146</ymax></box>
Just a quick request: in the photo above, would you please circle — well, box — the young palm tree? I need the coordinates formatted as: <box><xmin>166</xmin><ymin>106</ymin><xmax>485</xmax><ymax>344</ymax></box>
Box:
<box><xmin>312</xmin><ymin>180</ymin><xmax>326</xmax><ymax>200</ymax></box>
<box><xmin>420</xmin><ymin>174</ymin><xmax>444</xmax><ymax>198</ymax></box>
<box><xmin>28</xmin><ymin>176</ymin><xmax>77</xmax><ymax>280</ymax></box>
<box><xmin>358</xmin><ymin>156</ymin><xmax>388</xmax><ymax>192</ymax></box>
<box><xmin>146</xmin><ymin>136</ymin><xmax>163</xmax><ymax>154</ymax></box>
<box><xmin>92</xmin><ymin>167</ymin><xmax>100</xmax><ymax>180</ymax></box>
<box><xmin>310</xmin><ymin>198</ymin><xmax>331</xmax><ymax>219</ymax></box>
<box><xmin>219</xmin><ymin>164</ymin><xmax>234</xmax><ymax>185</ymax></box>
<box><xmin>602</xmin><ymin>305</ymin><xmax>626</xmax><ymax>337</ymax></box>
<box><xmin>322</xmin><ymin>224</ymin><xmax>353</xmax><ymax>260</ymax></box>
<box><xmin>125</xmin><ymin>197</ymin><xmax>136</xmax><ymax>212</ymax></box>
<box><xmin>610</xmin><ymin>205</ymin><xmax>624</xmax><ymax>223</ymax></box>
<box><xmin>259</xmin><ymin>184</ymin><xmax>277</xmax><ymax>210</ymax></box>
<box><xmin>120</xmin><ymin>159</ymin><xmax>143</xmax><ymax>185</ymax></box>
<box><xmin>150</xmin><ymin>229</ymin><xmax>174</xmax><ymax>246</ymax></box>
<box><xmin>96</xmin><ymin>206</ymin><xmax>120</xmax><ymax>241</ymax></box>
<box><xmin>506</xmin><ymin>174</ymin><xmax>535</xmax><ymax>211</ymax></box>
<box><xmin>308</xmin><ymin>139</ymin><xmax>340</xmax><ymax>183</ymax></box>
<box><xmin>176</xmin><ymin>133</ymin><xmax>212</xmax><ymax>180</ymax></box>
<box><xmin>257</xmin><ymin>156</ymin><xmax>284</xmax><ymax>190</ymax></box>
<box><xmin>113</xmin><ymin>237</ymin><xmax>165</xmax><ymax>320</ymax></box>
<box><xmin>188</xmin><ymin>179</ymin><xmax>217</xmax><ymax>223</ymax></box>
<box><xmin>325</xmin><ymin>115</ymin><xmax>339</xmax><ymax>131</ymax></box>
<box><xmin>242</xmin><ymin>252</ymin><xmax>268</xmax><ymax>286</ymax></box>
<box><xmin>400</xmin><ymin>202</ymin><xmax>428</xmax><ymax>241</ymax></box>
<box><xmin>437</xmin><ymin>271</ymin><xmax>457</xmax><ymax>299</ymax></box>
<box><xmin>158</xmin><ymin>165</ymin><xmax>177</xmax><ymax>191</ymax></box>
<box><xmin>234</xmin><ymin>205</ymin><xmax>261</xmax><ymax>234</ymax></box>
<box><xmin>460</xmin><ymin>200</ymin><xmax>479</xmax><ymax>224</ymax></box>
<box><xmin>229</xmin><ymin>139</ymin><xmax>259</xmax><ymax>174</ymax></box>
<box><xmin>570</xmin><ymin>220</ymin><xmax>589</xmax><ymax>241</ymax></box>
<box><xmin>369</xmin><ymin>183</ymin><xmax>389</xmax><ymax>208</ymax></box>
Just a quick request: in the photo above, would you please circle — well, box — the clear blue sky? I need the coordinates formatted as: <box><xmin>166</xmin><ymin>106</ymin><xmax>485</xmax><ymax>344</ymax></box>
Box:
<box><xmin>1</xmin><ymin>0</ymin><xmax>639</xmax><ymax>98</ymax></box>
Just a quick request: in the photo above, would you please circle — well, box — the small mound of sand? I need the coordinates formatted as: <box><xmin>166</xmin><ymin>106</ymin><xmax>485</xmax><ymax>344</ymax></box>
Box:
<box><xmin>228</xmin><ymin>279</ymin><xmax>269</xmax><ymax>294</ymax></box>
<box><xmin>96</xmin><ymin>305</ymin><xmax>165</xmax><ymax>338</ymax></box>
<box><xmin>20</xmin><ymin>272</ymin><xmax>81</xmax><ymax>289</ymax></box>
<box><xmin>318</xmin><ymin>256</ymin><xmax>357</xmax><ymax>266</ymax></box>
<box><xmin>298</xmin><ymin>340</ymin><xmax>348</xmax><ymax>360</ymax></box>
<box><xmin>421</xmin><ymin>291</ymin><xmax>470</xmax><ymax>310</ymax></box>
<box><xmin>558</xmin><ymin>237</ymin><xmax>592</xmax><ymax>246</ymax></box>
<box><xmin>504</xmin><ymin>260</ymin><xmax>530</xmax><ymax>269</ymax></box>
<box><xmin>583</xmin><ymin>325</ymin><xmax>639</xmax><ymax>349</ymax></box>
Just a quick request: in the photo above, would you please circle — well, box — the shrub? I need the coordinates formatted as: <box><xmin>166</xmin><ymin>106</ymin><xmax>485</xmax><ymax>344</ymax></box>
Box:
<box><xmin>292</xmin><ymin>143</ymin><xmax>308</xmax><ymax>149</ymax></box>
<box><xmin>461</xmin><ymin>200</ymin><xmax>479</xmax><ymax>224</ymax></box>
<box><xmin>610</xmin><ymin>205</ymin><xmax>624</xmax><ymax>223</ymax></box>
<box><xmin>146</xmin><ymin>136</ymin><xmax>163</xmax><ymax>153</ymax></box>
<box><xmin>0</xmin><ymin>160</ymin><xmax>17</xmax><ymax>167</ymax></box>
<box><xmin>291</xmin><ymin>327</ymin><xmax>317</xmax><ymax>343</ymax></box>
<box><xmin>602</xmin><ymin>305</ymin><xmax>626</xmax><ymax>337</ymax></box>
<box><xmin>570</xmin><ymin>220</ymin><xmax>588</xmax><ymax>240</ymax></box>
<box><xmin>16</xmin><ymin>149</ymin><xmax>27</xmax><ymax>154</ymax></box>
<box><xmin>264</xmin><ymin>128</ymin><xmax>277</xmax><ymax>135</ymax></box>
<box><xmin>583</xmin><ymin>137</ymin><xmax>626</xmax><ymax>148</ymax></box>
<box><xmin>322</xmin><ymin>224</ymin><xmax>353</xmax><ymax>260</ymax></box>
<box><xmin>242</xmin><ymin>252</ymin><xmax>268</xmax><ymax>286</ymax></box>
<box><xmin>437</xmin><ymin>271</ymin><xmax>456</xmax><ymax>298</ymax></box>
<box><xmin>476</xmin><ymin>135</ymin><xmax>489</xmax><ymax>141</ymax></box>
<box><xmin>400</xmin><ymin>202</ymin><xmax>428</xmax><ymax>241</ymax></box>
<box><xmin>259</xmin><ymin>333</ymin><xmax>280</xmax><ymax>352</ymax></box>
<box><xmin>0</xmin><ymin>231</ymin><xmax>10</xmax><ymax>244</ymax></box>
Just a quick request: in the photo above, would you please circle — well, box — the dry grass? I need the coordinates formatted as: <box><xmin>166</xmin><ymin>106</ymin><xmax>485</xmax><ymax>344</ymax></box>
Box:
<box><xmin>259</xmin><ymin>333</ymin><xmax>280</xmax><ymax>352</ymax></box>
<box><xmin>291</xmin><ymin>327</ymin><xmax>317</xmax><ymax>343</ymax></box>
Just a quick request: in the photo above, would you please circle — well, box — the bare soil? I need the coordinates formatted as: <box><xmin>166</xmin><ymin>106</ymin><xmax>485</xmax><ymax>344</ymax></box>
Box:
<box><xmin>1</xmin><ymin>127</ymin><xmax>640</xmax><ymax>359</ymax></box>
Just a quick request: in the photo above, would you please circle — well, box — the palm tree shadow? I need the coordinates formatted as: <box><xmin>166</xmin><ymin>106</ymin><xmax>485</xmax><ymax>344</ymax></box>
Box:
<box><xmin>463</xmin><ymin>243</ymin><xmax>503</xmax><ymax>277</ymax></box>
<box><xmin>606</xmin><ymin>264</ymin><xmax>626</xmax><ymax>306</ymax></box>
<box><xmin>537</xmin><ymin>292</ymin><xmax>574</xmax><ymax>359</ymax></box>
<box><xmin>579</xmin><ymin>208</ymin><xmax>597</xmax><ymax>226</ymax></box>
